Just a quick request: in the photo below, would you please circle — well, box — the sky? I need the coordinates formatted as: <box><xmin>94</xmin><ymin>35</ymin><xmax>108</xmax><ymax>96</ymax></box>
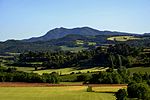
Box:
<box><xmin>0</xmin><ymin>0</ymin><xmax>150</xmax><ymax>41</ymax></box>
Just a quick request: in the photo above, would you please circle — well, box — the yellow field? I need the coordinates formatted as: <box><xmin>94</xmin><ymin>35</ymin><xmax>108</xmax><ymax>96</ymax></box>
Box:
<box><xmin>107</xmin><ymin>36</ymin><xmax>141</xmax><ymax>41</ymax></box>
<box><xmin>34</xmin><ymin>67</ymin><xmax>108</xmax><ymax>75</ymax></box>
<box><xmin>0</xmin><ymin>86</ymin><xmax>116</xmax><ymax>100</ymax></box>
<box><xmin>92</xmin><ymin>86</ymin><xmax>127</xmax><ymax>93</ymax></box>
<box><xmin>128</xmin><ymin>67</ymin><xmax>150</xmax><ymax>74</ymax></box>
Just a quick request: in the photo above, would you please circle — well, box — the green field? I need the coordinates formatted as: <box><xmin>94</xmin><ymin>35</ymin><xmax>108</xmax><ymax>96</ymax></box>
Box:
<box><xmin>34</xmin><ymin>67</ymin><xmax>108</xmax><ymax>75</ymax></box>
<box><xmin>60</xmin><ymin>46</ymin><xmax>87</xmax><ymax>52</ymax></box>
<box><xmin>88</xmin><ymin>42</ymin><xmax>96</xmax><ymax>46</ymax></box>
<box><xmin>14</xmin><ymin>67</ymin><xmax>108</xmax><ymax>75</ymax></box>
<box><xmin>76</xmin><ymin>40</ymin><xmax>84</xmax><ymax>45</ymax></box>
<box><xmin>14</xmin><ymin>67</ymin><xmax>35</xmax><ymax>73</ymax></box>
<box><xmin>92</xmin><ymin>86</ymin><xmax>127</xmax><ymax>93</ymax></box>
<box><xmin>0</xmin><ymin>86</ymin><xmax>116</xmax><ymax>100</ymax></box>
<box><xmin>107</xmin><ymin>36</ymin><xmax>141</xmax><ymax>41</ymax></box>
<box><xmin>13</xmin><ymin>66</ymin><xmax>150</xmax><ymax>75</ymax></box>
<box><xmin>128</xmin><ymin>67</ymin><xmax>150</xmax><ymax>74</ymax></box>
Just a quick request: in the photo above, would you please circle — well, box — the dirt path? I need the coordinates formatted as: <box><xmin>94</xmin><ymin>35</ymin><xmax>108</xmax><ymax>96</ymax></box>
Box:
<box><xmin>0</xmin><ymin>82</ymin><xmax>127</xmax><ymax>87</ymax></box>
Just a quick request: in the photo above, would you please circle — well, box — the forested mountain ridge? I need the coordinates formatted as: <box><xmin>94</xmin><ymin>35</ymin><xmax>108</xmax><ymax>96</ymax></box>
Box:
<box><xmin>23</xmin><ymin>27</ymin><xmax>134</xmax><ymax>42</ymax></box>
<box><xmin>0</xmin><ymin>34</ymin><xmax>109</xmax><ymax>53</ymax></box>
<box><xmin>0</xmin><ymin>27</ymin><xmax>149</xmax><ymax>53</ymax></box>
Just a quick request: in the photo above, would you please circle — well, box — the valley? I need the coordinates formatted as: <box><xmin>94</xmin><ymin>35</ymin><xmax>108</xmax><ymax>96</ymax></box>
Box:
<box><xmin>1</xmin><ymin>0</ymin><xmax>150</xmax><ymax>99</ymax></box>
<box><xmin>0</xmin><ymin>27</ymin><xmax>150</xmax><ymax>100</ymax></box>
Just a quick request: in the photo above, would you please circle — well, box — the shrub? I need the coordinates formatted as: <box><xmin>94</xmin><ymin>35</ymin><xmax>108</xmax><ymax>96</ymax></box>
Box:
<box><xmin>76</xmin><ymin>74</ymin><xmax>91</xmax><ymax>82</ymax></box>
<box><xmin>115</xmin><ymin>89</ymin><xmax>127</xmax><ymax>100</ymax></box>
<box><xmin>87</xmin><ymin>86</ymin><xmax>93</xmax><ymax>92</ymax></box>
<box><xmin>127</xmin><ymin>83</ymin><xmax>150</xmax><ymax>99</ymax></box>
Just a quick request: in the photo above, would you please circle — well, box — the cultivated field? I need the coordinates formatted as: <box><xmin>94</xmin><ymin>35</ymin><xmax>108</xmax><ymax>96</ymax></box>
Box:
<box><xmin>0</xmin><ymin>82</ymin><xmax>127</xmax><ymax>100</ymax></box>
<box><xmin>60</xmin><ymin>46</ymin><xmax>87</xmax><ymax>52</ymax></box>
<box><xmin>12</xmin><ymin>67</ymin><xmax>108</xmax><ymax>75</ymax></box>
<box><xmin>128</xmin><ymin>67</ymin><xmax>150</xmax><ymax>74</ymax></box>
<box><xmin>34</xmin><ymin>67</ymin><xmax>108</xmax><ymax>75</ymax></box>
<box><xmin>107</xmin><ymin>36</ymin><xmax>141</xmax><ymax>41</ymax></box>
<box><xmin>11</xmin><ymin>66</ymin><xmax>150</xmax><ymax>75</ymax></box>
<box><xmin>14</xmin><ymin>67</ymin><xmax>35</xmax><ymax>73</ymax></box>
<box><xmin>0</xmin><ymin>87</ymin><xmax>115</xmax><ymax>100</ymax></box>
<box><xmin>92</xmin><ymin>85</ymin><xmax>127</xmax><ymax>93</ymax></box>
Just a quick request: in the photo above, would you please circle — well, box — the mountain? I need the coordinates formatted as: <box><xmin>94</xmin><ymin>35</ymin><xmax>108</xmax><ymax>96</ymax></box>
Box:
<box><xmin>1</xmin><ymin>27</ymin><xmax>148</xmax><ymax>53</ymax></box>
<box><xmin>0</xmin><ymin>34</ymin><xmax>106</xmax><ymax>53</ymax></box>
<box><xmin>144</xmin><ymin>33</ymin><xmax>150</xmax><ymax>36</ymax></box>
<box><xmin>24</xmin><ymin>27</ymin><xmax>133</xmax><ymax>42</ymax></box>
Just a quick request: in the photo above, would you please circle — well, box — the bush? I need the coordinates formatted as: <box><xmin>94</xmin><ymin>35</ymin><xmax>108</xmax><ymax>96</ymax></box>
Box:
<box><xmin>87</xmin><ymin>86</ymin><xmax>93</xmax><ymax>92</ymax></box>
<box><xmin>127</xmin><ymin>83</ymin><xmax>150</xmax><ymax>99</ymax></box>
<box><xmin>115</xmin><ymin>89</ymin><xmax>127</xmax><ymax>100</ymax></box>
<box><xmin>0</xmin><ymin>71</ymin><xmax>60</xmax><ymax>84</ymax></box>
<box><xmin>0</xmin><ymin>67</ymin><xmax>7</xmax><ymax>72</ymax></box>
<box><xmin>106</xmin><ymin>68</ymin><xmax>114</xmax><ymax>72</ymax></box>
<box><xmin>76</xmin><ymin>74</ymin><xmax>91</xmax><ymax>82</ymax></box>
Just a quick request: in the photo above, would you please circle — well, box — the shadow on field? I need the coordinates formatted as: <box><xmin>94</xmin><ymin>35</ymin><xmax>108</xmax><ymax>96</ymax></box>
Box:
<box><xmin>94</xmin><ymin>91</ymin><xmax>116</xmax><ymax>93</ymax></box>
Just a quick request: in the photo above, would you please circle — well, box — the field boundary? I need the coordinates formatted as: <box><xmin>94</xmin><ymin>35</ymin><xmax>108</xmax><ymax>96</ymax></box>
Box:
<box><xmin>0</xmin><ymin>82</ymin><xmax>127</xmax><ymax>87</ymax></box>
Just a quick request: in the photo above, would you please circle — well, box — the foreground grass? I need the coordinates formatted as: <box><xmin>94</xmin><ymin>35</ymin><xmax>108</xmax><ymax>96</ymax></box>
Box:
<box><xmin>128</xmin><ymin>67</ymin><xmax>150</xmax><ymax>74</ymax></box>
<box><xmin>0</xmin><ymin>86</ymin><xmax>115</xmax><ymax>100</ymax></box>
<box><xmin>92</xmin><ymin>86</ymin><xmax>127</xmax><ymax>93</ymax></box>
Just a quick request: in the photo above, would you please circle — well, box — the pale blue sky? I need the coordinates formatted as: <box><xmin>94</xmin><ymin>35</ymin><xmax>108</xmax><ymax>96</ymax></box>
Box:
<box><xmin>0</xmin><ymin>0</ymin><xmax>150</xmax><ymax>41</ymax></box>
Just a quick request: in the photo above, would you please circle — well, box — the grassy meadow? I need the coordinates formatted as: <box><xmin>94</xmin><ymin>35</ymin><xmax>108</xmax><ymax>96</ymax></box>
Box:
<box><xmin>60</xmin><ymin>46</ymin><xmax>87</xmax><ymax>52</ymax></box>
<box><xmin>128</xmin><ymin>67</ymin><xmax>150</xmax><ymax>74</ymax></box>
<box><xmin>14</xmin><ymin>66</ymin><xmax>150</xmax><ymax>75</ymax></box>
<box><xmin>0</xmin><ymin>86</ymin><xmax>116</xmax><ymax>100</ymax></box>
<box><xmin>34</xmin><ymin>67</ymin><xmax>108</xmax><ymax>75</ymax></box>
<box><xmin>14</xmin><ymin>67</ymin><xmax>35</xmax><ymax>73</ymax></box>
<box><xmin>107</xmin><ymin>36</ymin><xmax>141</xmax><ymax>41</ymax></box>
<box><xmin>14</xmin><ymin>67</ymin><xmax>107</xmax><ymax>75</ymax></box>
<box><xmin>92</xmin><ymin>86</ymin><xmax>127</xmax><ymax>93</ymax></box>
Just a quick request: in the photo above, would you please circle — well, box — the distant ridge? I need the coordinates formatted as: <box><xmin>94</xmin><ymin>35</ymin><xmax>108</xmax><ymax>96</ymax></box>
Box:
<box><xmin>144</xmin><ymin>33</ymin><xmax>150</xmax><ymax>36</ymax></box>
<box><xmin>0</xmin><ymin>27</ymin><xmax>149</xmax><ymax>53</ymax></box>
<box><xmin>23</xmin><ymin>27</ymin><xmax>134</xmax><ymax>42</ymax></box>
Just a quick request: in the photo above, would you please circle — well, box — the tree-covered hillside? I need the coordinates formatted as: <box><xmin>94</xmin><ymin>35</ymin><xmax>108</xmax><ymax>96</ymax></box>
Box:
<box><xmin>0</xmin><ymin>33</ymin><xmax>149</xmax><ymax>53</ymax></box>
<box><xmin>5</xmin><ymin>43</ymin><xmax>149</xmax><ymax>70</ymax></box>
<box><xmin>24</xmin><ymin>27</ymin><xmax>133</xmax><ymax>42</ymax></box>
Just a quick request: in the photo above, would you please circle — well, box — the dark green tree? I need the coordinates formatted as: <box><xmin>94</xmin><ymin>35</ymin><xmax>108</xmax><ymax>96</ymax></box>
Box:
<box><xmin>115</xmin><ymin>89</ymin><xmax>127</xmax><ymax>100</ymax></box>
<box><xmin>127</xmin><ymin>83</ymin><xmax>150</xmax><ymax>99</ymax></box>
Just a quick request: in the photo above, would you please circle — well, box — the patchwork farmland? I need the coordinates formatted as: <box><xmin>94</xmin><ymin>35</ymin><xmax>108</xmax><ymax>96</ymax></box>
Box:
<box><xmin>0</xmin><ymin>82</ymin><xmax>127</xmax><ymax>100</ymax></box>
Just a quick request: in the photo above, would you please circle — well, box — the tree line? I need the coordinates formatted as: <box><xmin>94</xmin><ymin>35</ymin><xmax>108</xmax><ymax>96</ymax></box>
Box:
<box><xmin>0</xmin><ymin>67</ymin><xmax>59</xmax><ymax>83</ymax></box>
<box><xmin>11</xmin><ymin>43</ymin><xmax>149</xmax><ymax>69</ymax></box>
<box><xmin>116</xmin><ymin>82</ymin><xmax>150</xmax><ymax>100</ymax></box>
